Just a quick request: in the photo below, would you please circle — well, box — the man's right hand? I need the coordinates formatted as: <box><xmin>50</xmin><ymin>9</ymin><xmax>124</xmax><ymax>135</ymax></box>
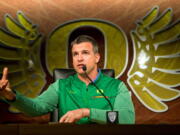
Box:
<box><xmin>0</xmin><ymin>67</ymin><xmax>16</xmax><ymax>101</ymax></box>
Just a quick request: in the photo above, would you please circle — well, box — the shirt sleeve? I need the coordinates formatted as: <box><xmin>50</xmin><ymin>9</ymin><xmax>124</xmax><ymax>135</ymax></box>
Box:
<box><xmin>6</xmin><ymin>81</ymin><xmax>59</xmax><ymax>117</ymax></box>
<box><xmin>89</xmin><ymin>82</ymin><xmax>135</xmax><ymax>124</ymax></box>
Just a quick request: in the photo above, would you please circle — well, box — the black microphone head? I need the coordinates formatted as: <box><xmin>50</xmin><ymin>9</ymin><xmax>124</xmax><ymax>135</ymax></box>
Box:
<box><xmin>82</xmin><ymin>65</ymin><xmax>87</xmax><ymax>71</ymax></box>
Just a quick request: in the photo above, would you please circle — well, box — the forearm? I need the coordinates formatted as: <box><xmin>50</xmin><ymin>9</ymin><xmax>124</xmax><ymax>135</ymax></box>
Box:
<box><xmin>89</xmin><ymin>108</ymin><xmax>107</xmax><ymax>124</ymax></box>
<box><xmin>89</xmin><ymin>107</ymin><xmax>135</xmax><ymax>124</ymax></box>
<box><xmin>6</xmin><ymin>84</ymin><xmax>59</xmax><ymax>116</ymax></box>
<box><xmin>6</xmin><ymin>91</ymin><xmax>52</xmax><ymax>116</ymax></box>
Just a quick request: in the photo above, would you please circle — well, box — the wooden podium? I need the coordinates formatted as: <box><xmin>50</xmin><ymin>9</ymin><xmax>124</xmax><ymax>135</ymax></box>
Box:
<box><xmin>0</xmin><ymin>123</ymin><xmax>180</xmax><ymax>135</ymax></box>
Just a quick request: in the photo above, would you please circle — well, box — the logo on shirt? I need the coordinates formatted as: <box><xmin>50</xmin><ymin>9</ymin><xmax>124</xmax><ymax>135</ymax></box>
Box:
<box><xmin>68</xmin><ymin>90</ymin><xmax>77</xmax><ymax>94</ymax></box>
<box><xmin>93</xmin><ymin>89</ymin><xmax>112</xmax><ymax>98</ymax></box>
<box><xmin>96</xmin><ymin>89</ymin><xmax>104</xmax><ymax>94</ymax></box>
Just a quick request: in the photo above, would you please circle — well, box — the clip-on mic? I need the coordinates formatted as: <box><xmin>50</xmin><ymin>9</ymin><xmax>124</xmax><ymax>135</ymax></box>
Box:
<box><xmin>82</xmin><ymin>65</ymin><xmax>118</xmax><ymax>124</ymax></box>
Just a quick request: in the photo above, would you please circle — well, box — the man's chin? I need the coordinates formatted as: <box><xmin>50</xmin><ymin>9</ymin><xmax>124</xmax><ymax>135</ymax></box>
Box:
<box><xmin>78</xmin><ymin>71</ymin><xmax>85</xmax><ymax>75</ymax></box>
<box><xmin>75</xmin><ymin>68</ymin><xmax>85</xmax><ymax>74</ymax></box>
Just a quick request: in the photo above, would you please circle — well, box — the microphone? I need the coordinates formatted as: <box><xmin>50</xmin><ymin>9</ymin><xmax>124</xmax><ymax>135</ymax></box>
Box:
<box><xmin>82</xmin><ymin>65</ymin><xmax>87</xmax><ymax>72</ymax></box>
<box><xmin>82</xmin><ymin>65</ymin><xmax>118</xmax><ymax>124</ymax></box>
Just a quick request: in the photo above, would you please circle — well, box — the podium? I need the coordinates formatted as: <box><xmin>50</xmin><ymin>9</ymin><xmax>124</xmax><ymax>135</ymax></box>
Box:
<box><xmin>0</xmin><ymin>123</ymin><xmax>180</xmax><ymax>135</ymax></box>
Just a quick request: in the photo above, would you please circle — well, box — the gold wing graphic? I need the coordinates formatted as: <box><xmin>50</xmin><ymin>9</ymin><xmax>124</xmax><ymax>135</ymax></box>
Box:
<box><xmin>128</xmin><ymin>6</ymin><xmax>180</xmax><ymax>112</ymax></box>
<box><xmin>0</xmin><ymin>11</ymin><xmax>45</xmax><ymax>112</ymax></box>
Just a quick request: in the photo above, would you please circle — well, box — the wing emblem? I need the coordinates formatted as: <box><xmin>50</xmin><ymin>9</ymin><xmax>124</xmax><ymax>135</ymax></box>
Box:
<box><xmin>0</xmin><ymin>11</ymin><xmax>45</xmax><ymax>112</ymax></box>
<box><xmin>128</xmin><ymin>6</ymin><xmax>180</xmax><ymax>112</ymax></box>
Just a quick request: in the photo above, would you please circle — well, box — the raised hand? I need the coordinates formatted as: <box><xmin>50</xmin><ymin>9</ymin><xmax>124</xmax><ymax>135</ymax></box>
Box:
<box><xmin>0</xmin><ymin>67</ymin><xmax>15</xmax><ymax>100</ymax></box>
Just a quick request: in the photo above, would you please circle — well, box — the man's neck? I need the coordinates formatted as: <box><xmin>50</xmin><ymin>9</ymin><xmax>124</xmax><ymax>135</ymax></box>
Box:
<box><xmin>78</xmin><ymin>68</ymin><xmax>98</xmax><ymax>85</ymax></box>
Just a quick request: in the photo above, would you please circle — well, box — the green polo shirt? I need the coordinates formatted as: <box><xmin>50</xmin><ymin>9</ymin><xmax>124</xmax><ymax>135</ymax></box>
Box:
<box><xmin>9</xmin><ymin>71</ymin><xmax>135</xmax><ymax>124</ymax></box>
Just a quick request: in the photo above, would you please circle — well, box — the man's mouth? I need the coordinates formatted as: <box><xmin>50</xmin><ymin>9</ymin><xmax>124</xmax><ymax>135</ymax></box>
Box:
<box><xmin>77</xmin><ymin>64</ymin><xmax>85</xmax><ymax>68</ymax></box>
<box><xmin>77</xmin><ymin>64</ymin><xmax>84</xmax><ymax>67</ymax></box>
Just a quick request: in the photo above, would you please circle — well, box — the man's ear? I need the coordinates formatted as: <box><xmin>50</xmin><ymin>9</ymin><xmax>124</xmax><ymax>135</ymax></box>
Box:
<box><xmin>95</xmin><ymin>53</ymin><xmax>100</xmax><ymax>63</ymax></box>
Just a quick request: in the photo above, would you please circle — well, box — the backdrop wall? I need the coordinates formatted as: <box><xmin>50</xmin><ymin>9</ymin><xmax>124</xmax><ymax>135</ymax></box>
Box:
<box><xmin>0</xmin><ymin>0</ymin><xmax>179</xmax><ymax>124</ymax></box>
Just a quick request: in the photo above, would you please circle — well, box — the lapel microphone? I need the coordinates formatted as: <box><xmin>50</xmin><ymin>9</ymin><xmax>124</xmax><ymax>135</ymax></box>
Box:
<box><xmin>82</xmin><ymin>65</ymin><xmax>118</xmax><ymax>124</ymax></box>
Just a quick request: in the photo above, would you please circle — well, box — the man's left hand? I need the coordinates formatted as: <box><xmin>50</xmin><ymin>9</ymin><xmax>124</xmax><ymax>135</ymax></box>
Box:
<box><xmin>59</xmin><ymin>108</ymin><xmax>90</xmax><ymax>123</ymax></box>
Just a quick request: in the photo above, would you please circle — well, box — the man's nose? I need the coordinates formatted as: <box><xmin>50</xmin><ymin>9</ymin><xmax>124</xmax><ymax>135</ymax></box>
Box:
<box><xmin>77</xmin><ymin>54</ymin><xmax>83</xmax><ymax>61</ymax></box>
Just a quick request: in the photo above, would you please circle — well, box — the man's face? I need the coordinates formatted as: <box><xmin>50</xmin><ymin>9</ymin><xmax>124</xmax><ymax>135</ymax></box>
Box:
<box><xmin>72</xmin><ymin>42</ymin><xmax>100</xmax><ymax>75</ymax></box>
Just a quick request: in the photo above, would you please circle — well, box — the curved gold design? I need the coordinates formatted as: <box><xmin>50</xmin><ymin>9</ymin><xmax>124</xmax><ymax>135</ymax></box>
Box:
<box><xmin>128</xmin><ymin>6</ymin><xmax>180</xmax><ymax>112</ymax></box>
<box><xmin>47</xmin><ymin>19</ymin><xmax>128</xmax><ymax>78</ymax></box>
<box><xmin>0</xmin><ymin>11</ymin><xmax>45</xmax><ymax>113</ymax></box>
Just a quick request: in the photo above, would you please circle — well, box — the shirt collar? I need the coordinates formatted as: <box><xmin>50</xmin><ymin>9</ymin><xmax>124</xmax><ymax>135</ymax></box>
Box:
<box><xmin>92</xmin><ymin>69</ymin><xmax>101</xmax><ymax>82</ymax></box>
<box><xmin>74</xmin><ymin>69</ymin><xmax>102</xmax><ymax>84</ymax></box>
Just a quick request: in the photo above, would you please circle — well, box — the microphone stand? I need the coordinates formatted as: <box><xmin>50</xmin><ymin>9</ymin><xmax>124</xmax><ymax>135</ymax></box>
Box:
<box><xmin>82</xmin><ymin>66</ymin><xmax>118</xmax><ymax>124</ymax></box>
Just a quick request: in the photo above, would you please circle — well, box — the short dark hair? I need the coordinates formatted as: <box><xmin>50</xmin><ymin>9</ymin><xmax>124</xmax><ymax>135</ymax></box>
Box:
<box><xmin>71</xmin><ymin>35</ymin><xmax>99</xmax><ymax>53</ymax></box>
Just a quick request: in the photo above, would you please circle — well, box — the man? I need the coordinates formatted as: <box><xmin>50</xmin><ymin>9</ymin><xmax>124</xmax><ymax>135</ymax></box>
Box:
<box><xmin>0</xmin><ymin>35</ymin><xmax>135</xmax><ymax>124</ymax></box>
